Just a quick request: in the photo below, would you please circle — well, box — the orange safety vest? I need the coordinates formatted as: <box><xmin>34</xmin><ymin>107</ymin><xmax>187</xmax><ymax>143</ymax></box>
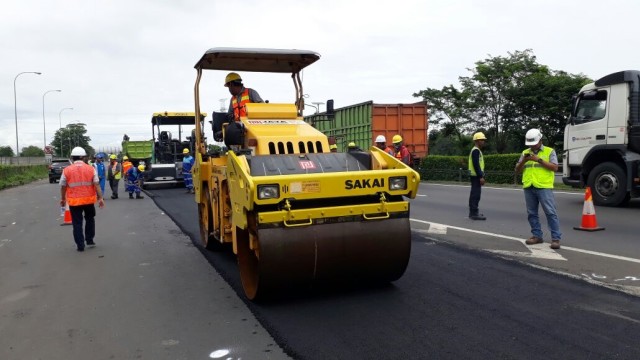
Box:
<box><xmin>231</xmin><ymin>88</ymin><xmax>251</xmax><ymax>120</ymax></box>
<box><xmin>64</xmin><ymin>162</ymin><xmax>97</xmax><ymax>206</ymax></box>
<box><xmin>122</xmin><ymin>160</ymin><xmax>132</xmax><ymax>176</ymax></box>
<box><xmin>395</xmin><ymin>146</ymin><xmax>411</xmax><ymax>165</ymax></box>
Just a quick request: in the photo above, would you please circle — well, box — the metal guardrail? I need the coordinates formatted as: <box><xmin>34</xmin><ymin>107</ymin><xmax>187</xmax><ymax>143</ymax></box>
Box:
<box><xmin>0</xmin><ymin>157</ymin><xmax>50</xmax><ymax>166</ymax></box>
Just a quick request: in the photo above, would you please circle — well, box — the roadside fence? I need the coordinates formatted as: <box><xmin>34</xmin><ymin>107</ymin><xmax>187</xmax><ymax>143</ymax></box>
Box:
<box><xmin>0</xmin><ymin>157</ymin><xmax>50</xmax><ymax>166</ymax></box>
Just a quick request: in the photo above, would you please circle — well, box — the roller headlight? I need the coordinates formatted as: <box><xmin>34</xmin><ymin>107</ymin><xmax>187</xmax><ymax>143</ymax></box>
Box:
<box><xmin>389</xmin><ymin>176</ymin><xmax>407</xmax><ymax>190</ymax></box>
<box><xmin>258</xmin><ymin>184</ymin><xmax>280</xmax><ymax>199</ymax></box>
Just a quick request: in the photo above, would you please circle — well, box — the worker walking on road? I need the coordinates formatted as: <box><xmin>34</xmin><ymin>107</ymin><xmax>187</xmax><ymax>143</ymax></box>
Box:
<box><xmin>468</xmin><ymin>132</ymin><xmax>487</xmax><ymax>220</ymax></box>
<box><xmin>60</xmin><ymin>147</ymin><xmax>105</xmax><ymax>252</ymax></box>
<box><xmin>125</xmin><ymin>164</ymin><xmax>145</xmax><ymax>199</ymax></box>
<box><xmin>515</xmin><ymin>128</ymin><xmax>562</xmax><ymax>250</ymax></box>
<box><xmin>182</xmin><ymin>148</ymin><xmax>195</xmax><ymax>194</ymax></box>
<box><xmin>93</xmin><ymin>154</ymin><xmax>107</xmax><ymax>195</ymax></box>
<box><xmin>107</xmin><ymin>154</ymin><xmax>122</xmax><ymax>199</ymax></box>
<box><xmin>392</xmin><ymin>135</ymin><xmax>411</xmax><ymax>165</ymax></box>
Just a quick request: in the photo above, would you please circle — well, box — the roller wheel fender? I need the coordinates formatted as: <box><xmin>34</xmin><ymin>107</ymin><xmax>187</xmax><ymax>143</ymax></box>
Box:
<box><xmin>587</xmin><ymin>162</ymin><xmax>629</xmax><ymax>207</ymax></box>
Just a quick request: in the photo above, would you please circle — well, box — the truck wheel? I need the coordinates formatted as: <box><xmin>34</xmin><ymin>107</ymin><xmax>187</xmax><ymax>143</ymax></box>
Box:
<box><xmin>587</xmin><ymin>162</ymin><xmax>629</xmax><ymax>207</ymax></box>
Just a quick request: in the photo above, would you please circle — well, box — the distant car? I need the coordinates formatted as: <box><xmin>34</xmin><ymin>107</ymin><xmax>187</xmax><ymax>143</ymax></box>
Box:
<box><xmin>48</xmin><ymin>159</ymin><xmax>72</xmax><ymax>183</ymax></box>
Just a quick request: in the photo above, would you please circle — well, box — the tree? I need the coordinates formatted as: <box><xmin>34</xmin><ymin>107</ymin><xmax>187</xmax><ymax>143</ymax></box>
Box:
<box><xmin>414</xmin><ymin>49</ymin><xmax>589</xmax><ymax>154</ymax></box>
<box><xmin>505</xmin><ymin>70</ymin><xmax>591</xmax><ymax>150</ymax></box>
<box><xmin>413</xmin><ymin>85</ymin><xmax>475</xmax><ymax>154</ymax></box>
<box><xmin>0</xmin><ymin>146</ymin><xmax>14</xmax><ymax>157</ymax></box>
<box><xmin>21</xmin><ymin>145</ymin><xmax>45</xmax><ymax>157</ymax></box>
<box><xmin>459</xmin><ymin>49</ymin><xmax>548</xmax><ymax>153</ymax></box>
<box><xmin>52</xmin><ymin>123</ymin><xmax>94</xmax><ymax>157</ymax></box>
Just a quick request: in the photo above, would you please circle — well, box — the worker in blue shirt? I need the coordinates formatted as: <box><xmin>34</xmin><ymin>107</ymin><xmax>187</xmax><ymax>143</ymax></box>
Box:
<box><xmin>125</xmin><ymin>164</ymin><xmax>145</xmax><ymax>199</ymax></box>
<box><xmin>182</xmin><ymin>148</ymin><xmax>195</xmax><ymax>194</ymax></box>
<box><xmin>93</xmin><ymin>154</ymin><xmax>107</xmax><ymax>195</ymax></box>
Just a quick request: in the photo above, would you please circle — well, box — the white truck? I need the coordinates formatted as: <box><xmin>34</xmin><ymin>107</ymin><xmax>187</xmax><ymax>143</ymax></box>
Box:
<box><xmin>563</xmin><ymin>70</ymin><xmax>640</xmax><ymax>206</ymax></box>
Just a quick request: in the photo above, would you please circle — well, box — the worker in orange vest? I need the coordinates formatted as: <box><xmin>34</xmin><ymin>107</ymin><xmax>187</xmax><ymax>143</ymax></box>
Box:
<box><xmin>392</xmin><ymin>135</ymin><xmax>411</xmax><ymax>165</ymax></box>
<box><xmin>121</xmin><ymin>156</ymin><xmax>133</xmax><ymax>191</ymax></box>
<box><xmin>224</xmin><ymin>72</ymin><xmax>264</xmax><ymax>121</ymax></box>
<box><xmin>59</xmin><ymin>147</ymin><xmax>105</xmax><ymax>252</ymax></box>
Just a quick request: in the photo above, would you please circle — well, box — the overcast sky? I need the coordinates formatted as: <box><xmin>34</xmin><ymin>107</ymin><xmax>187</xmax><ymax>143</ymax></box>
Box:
<box><xmin>2</xmin><ymin>0</ymin><xmax>640</xmax><ymax>153</ymax></box>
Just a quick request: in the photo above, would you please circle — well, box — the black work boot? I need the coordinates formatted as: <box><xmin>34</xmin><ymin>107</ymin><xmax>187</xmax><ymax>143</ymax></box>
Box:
<box><xmin>136</xmin><ymin>194</ymin><xmax>144</xmax><ymax>199</ymax></box>
<box><xmin>469</xmin><ymin>213</ymin><xmax>486</xmax><ymax>220</ymax></box>
<box><xmin>129</xmin><ymin>193</ymin><xmax>134</xmax><ymax>199</ymax></box>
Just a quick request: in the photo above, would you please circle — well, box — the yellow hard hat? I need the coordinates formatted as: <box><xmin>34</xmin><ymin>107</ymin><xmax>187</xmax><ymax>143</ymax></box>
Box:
<box><xmin>109</xmin><ymin>154</ymin><xmax>117</xmax><ymax>160</ymax></box>
<box><xmin>329</xmin><ymin>144</ymin><xmax>337</xmax><ymax>150</ymax></box>
<box><xmin>348</xmin><ymin>142</ymin><xmax>356</xmax><ymax>148</ymax></box>
<box><xmin>182</xmin><ymin>148</ymin><xmax>189</xmax><ymax>154</ymax></box>
<box><xmin>473</xmin><ymin>132</ymin><xmax>487</xmax><ymax>141</ymax></box>
<box><xmin>123</xmin><ymin>156</ymin><xmax>128</xmax><ymax>160</ymax></box>
<box><xmin>224</xmin><ymin>72</ymin><xmax>242</xmax><ymax>86</ymax></box>
<box><xmin>138</xmin><ymin>164</ymin><xmax>145</xmax><ymax>171</ymax></box>
<box><xmin>392</xmin><ymin>135</ymin><xmax>403</xmax><ymax>144</ymax></box>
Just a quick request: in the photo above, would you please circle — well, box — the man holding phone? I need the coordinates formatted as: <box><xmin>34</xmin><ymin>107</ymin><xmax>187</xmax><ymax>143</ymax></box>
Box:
<box><xmin>515</xmin><ymin>128</ymin><xmax>562</xmax><ymax>250</ymax></box>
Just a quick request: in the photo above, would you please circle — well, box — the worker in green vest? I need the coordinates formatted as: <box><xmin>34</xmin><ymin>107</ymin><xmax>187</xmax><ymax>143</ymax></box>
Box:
<box><xmin>468</xmin><ymin>132</ymin><xmax>487</xmax><ymax>220</ymax></box>
<box><xmin>515</xmin><ymin>128</ymin><xmax>562</xmax><ymax>250</ymax></box>
<box><xmin>107</xmin><ymin>154</ymin><xmax>122</xmax><ymax>199</ymax></box>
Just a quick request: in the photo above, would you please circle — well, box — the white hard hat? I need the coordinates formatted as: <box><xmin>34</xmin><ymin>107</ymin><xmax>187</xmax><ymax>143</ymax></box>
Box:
<box><xmin>375</xmin><ymin>135</ymin><xmax>386</xmax><ymax>143</ymax></box>
<box><xmin>525</xmin><ymin>129</ymin><xmax>542</xmax><ymax>146</ymax></box>
<box><xmin>70</xmin><ymin>147</ymin><xmax>87</xmax><ymax>157</ymax></box>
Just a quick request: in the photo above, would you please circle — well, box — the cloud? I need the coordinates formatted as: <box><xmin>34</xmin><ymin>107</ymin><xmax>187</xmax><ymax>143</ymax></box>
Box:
<box><xmin>1</xmin><ymin>0</ymin><xmax>639</xmax><ymax>152</ymax></box>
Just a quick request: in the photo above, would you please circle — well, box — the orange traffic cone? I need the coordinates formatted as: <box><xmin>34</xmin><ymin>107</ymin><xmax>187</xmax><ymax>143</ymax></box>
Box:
<box><xmin>574</xmin><ymin>186</ymin><xmax>604</xmax><ymax>232</ymax></box>
<box><xmin>61</xmin><ymin>203</ymin><xmax>72</xmax><ymax>226</ymax></box>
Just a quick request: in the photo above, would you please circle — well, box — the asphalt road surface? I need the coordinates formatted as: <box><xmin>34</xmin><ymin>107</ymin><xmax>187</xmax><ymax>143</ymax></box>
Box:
<box><xmin>148</xmin><ymin>184</ymin><xmax>640</xmax><ymax>360</ymax></box>
<box><xmin>0</xmin><ymin>180</ymin><xmax>290</xmax><ymax>360</ymax></box>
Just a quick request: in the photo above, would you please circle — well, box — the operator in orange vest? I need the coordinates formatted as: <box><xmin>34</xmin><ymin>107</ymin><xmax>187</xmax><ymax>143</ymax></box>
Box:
<box><xmin>224</xmin><ymin>72</ymin><xmax>264</xmax><ymax>121</ymax></box>
<box><xmin>59</xmin><ymin>146</ymin><xmax>105</xmax><ymax>252</ymax></box>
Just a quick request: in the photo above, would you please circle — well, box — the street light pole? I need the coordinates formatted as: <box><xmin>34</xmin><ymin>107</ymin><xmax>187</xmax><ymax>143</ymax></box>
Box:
<box><xmin>42</xmin><ymin>89</ymin><xmax>62</xmax><ymax>151</ymax></box>
<box><xmin>58</xmin><ymin>107</ymin><xmax>73</xmax><ymax>157</ymax></box>
<box><xmin>14</xmin><ymin>71</ymin><xmax>42</xmax><ymax>156</ymax></box>
<box><xmin>311</xmin><ymin>102</ymin><xmax>324</xmax><ymax>114</ymax></box>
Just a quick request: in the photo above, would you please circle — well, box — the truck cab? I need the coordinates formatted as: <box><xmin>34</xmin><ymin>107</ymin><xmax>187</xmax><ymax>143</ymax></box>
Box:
<box><xmin>563</xmin><ymin>70</ymin><xmax>640</xmax><ymax>206</ymax></box>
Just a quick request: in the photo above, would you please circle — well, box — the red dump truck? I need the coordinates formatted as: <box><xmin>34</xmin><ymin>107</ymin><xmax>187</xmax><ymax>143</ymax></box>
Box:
<box><xmin>305</xmin><ymin>101</ymin><xmax>429</xmax><ymax>166</ymax></box>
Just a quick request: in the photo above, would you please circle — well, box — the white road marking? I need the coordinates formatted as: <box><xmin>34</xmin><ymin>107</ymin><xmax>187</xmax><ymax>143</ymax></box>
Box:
<box><xmin>412</xmin><ymin>219</ymin><xmax>566</xmax><ymax>260</ymax></box>
<box><xmin>411</xmin><ymin>218</ymin><xmax>640</xmax><ymax>264</ymax></box>
<box><xmin>426</xmin><ymin>223</ymin><xmax>447</xmax><ymax>234</ymax></box>
<box><xmin>490</xmin><ymin>245</ymin><xmax>566</xmax><ymax>261</ymax></box>
<box><xmin>0</xmin><ymin>239</ymin><xmax>11</xmax><ymax>248</ymax></box>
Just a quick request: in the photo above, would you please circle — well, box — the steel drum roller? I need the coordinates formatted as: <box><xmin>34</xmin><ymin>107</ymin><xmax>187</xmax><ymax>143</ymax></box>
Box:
<box><xmin>238</xmin><ymin>217</ymin><xmax>411</xmax><ymax>299</ymax></box>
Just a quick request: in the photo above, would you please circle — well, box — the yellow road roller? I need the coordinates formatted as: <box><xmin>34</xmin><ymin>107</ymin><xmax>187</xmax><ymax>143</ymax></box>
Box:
<box><xmin>192</xmin><ymin>47</ymin><xmax>420</xmax><ymax>300</ymax></box>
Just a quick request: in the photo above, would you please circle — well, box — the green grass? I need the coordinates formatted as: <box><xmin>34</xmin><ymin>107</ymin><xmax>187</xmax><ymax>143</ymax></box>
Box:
<box><xmin>0</xmin><ymin>165</ymin><xmax>48</xmax><ymax>190</ymax></box>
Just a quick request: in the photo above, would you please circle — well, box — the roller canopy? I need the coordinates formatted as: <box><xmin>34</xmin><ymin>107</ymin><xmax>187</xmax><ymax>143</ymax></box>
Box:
<box><xmin>151</xmin><ymin>112</ymin><xmax>207</xmax><ymax>126</ymax></box>
<box><xmin>194</xmin><ymin>47</ymin><xmax>320</xmax><ymax>73</ymax></box>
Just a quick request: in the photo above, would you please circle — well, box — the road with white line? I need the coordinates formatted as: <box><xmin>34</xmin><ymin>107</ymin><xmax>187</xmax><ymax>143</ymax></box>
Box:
<box><xmin>410</xmin><ymin>183</ymin><xmax>640</xmax><ymax>295</ymax></box>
